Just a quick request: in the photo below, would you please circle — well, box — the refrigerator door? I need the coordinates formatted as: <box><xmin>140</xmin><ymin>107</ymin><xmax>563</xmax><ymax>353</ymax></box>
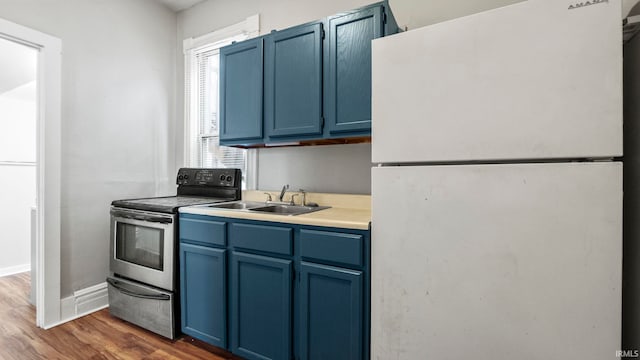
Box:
<box><xmin>371</xmin><ymin>162</ymin><xmax>621</xmax><ymax>360</ymax></box>
<box><xmin>372</xmin><ymin>0</ymin><xmax>622</xmax><ymax>163</ymax></box>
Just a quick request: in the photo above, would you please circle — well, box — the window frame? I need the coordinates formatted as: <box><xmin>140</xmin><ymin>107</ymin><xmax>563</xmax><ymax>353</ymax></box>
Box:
<box><xmin>183</xmin><ymin>15</ymin><xmax>260</xmax><ymax>189</ymax></box>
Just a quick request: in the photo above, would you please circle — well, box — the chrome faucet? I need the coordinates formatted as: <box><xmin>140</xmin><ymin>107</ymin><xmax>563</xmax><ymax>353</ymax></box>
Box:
<box><xmin>279</xmin><ymin>184</ymin><xmax>289</xmax><ymax>202</ymax></box>
<box><xmin>265</xmin><ymin>185</ymin><xmax>301</xmax><ymax>205</ymax></box>
<box><xmin>299</xmin><ymin>189</ymin><xmax>307</xmax><ymax>206</ymax></box>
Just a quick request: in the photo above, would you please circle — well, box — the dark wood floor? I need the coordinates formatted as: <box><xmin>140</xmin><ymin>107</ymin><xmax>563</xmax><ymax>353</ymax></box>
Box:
<box><xmin>0</xmin><ymin>272</ymin><xmax>228</xmax><ymax>359</ymax></box>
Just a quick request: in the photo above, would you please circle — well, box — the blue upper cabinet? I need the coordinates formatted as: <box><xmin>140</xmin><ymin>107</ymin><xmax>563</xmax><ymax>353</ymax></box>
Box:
<box><xmin>264</xmin><ymin>23</ymin><xmax>324</xmax><ymax>140</ymax></box>
<box><xmin>325</xmin><ymin>6</ymin><xmax>382</xmax><ymax>136</ymax></box>
<box><xmin>220</xmin><ymin>37</ymin><xmax>263</xmax><ymax>145</ymax></box>
<box><xmin>219</xmin><ymin>1</ymin><xmax>398</xmax><ymax>147</ymax></box>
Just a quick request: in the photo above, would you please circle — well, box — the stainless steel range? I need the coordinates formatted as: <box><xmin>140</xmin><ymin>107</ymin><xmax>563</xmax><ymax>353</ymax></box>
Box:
<box><xmin>107</xmin><ymin>168</ymin><xmax>241</xmax><ymax>339</ymax></box>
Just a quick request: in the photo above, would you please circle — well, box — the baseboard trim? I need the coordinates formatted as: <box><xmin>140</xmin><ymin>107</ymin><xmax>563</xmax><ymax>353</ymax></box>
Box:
<box><xmin>0</xmin><ymin>264</ymin><xmax>30</xmax><ymax>278</ymax></box>
<box><xmin>57</xmin><ymin>281</ymin><xmax>108</xmax><ymax>327</ymax></box>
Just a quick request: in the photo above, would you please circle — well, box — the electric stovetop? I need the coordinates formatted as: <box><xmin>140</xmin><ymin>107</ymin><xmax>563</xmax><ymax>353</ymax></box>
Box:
<box><xmin>111</xmin><ymin>196</ymin><xmax>233</xmax><ymax>214</ymax></box>
<box><xmin>111</xmin><ymin>168</ymin><xmax>242</xmax><ymax>214</ymax></box>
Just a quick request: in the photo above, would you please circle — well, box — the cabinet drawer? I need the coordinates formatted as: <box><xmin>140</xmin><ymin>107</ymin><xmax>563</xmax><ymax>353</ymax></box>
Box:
<box><xmin>230</xmin><ymin>223</ymin><xmax>293</xmax><ymax>256</ymax></box>
<box><xmin>180</xmin><ymin>217</ymin><xmax>226</xmax><ymax>247</ymax></box>
<box><xmin>300</xmin><ymin>229</ymin><xmax>363</xmax><ymax>267</ymax></box>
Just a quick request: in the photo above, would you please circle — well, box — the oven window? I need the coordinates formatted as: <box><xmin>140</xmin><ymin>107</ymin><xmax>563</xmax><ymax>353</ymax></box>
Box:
<box><xmin>115</xmin><ymin>223</ymin><xmax>164</xmax><ymax>271</ymax></box>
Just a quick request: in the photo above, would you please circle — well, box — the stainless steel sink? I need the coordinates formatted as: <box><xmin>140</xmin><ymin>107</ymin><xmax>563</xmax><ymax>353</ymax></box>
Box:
<box><xmin>249</xmin><ymin>204</ymin><xmax>330</xmax><ymax>216</ymax></box>
<box><xmin>205</xmin><ymin>201</ymin><xmax>330</xmax><ymax>216</ymax></box>
<box><xmin>207</xmin><ymin>201</ymin><xmax>265</xmax><ymax>210</ymax></box>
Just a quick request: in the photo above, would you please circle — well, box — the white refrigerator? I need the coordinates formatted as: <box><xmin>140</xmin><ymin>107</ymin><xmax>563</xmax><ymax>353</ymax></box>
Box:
<box><xmin>371</xmin><ymin>0</ymin><xmax>623</xmax><ymax>359</ymax></box>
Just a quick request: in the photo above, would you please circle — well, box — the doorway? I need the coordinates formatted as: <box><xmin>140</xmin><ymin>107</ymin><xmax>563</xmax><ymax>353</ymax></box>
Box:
<box><xmin>0</xmin><ymin>37</ymin><xmax>37</xmax><ymax>302</ymax></box>
<box><xmin>0</xmin><ymin>17</ymin><xmax>62</xmax><ymax>329</ymax></box>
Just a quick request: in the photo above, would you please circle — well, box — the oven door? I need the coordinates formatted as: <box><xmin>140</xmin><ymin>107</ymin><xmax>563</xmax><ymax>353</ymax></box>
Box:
<box><xmin>110</xmin><ymin>207</ymin><xmax>176</xmax><ymax>290</ymax></box>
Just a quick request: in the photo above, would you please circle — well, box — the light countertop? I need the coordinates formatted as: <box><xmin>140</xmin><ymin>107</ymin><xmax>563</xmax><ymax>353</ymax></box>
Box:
<box><xmin>179</xmin><ymin>190</ymin><xmax>371</xmax><ymax>230</ymax></box>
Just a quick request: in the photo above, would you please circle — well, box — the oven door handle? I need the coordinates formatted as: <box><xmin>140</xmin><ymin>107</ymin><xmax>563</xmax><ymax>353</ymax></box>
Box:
<box><xmin>107</xmin><ymin>278</ymin><xmax>171</xmax><ymax>301</ymax></box>
<box><xmin>110</xmin><ymin>210</ymin><xmax>173</xmax><ymax>224</ymax></box>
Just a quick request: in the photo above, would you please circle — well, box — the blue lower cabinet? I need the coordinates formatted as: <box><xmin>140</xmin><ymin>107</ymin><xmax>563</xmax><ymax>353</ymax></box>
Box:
<box><xmin>231</xmin><ymin>251</ymin><xmax>293</xmax><ymax>360</ymax></box>
<box><xmin>180</xmin><ymin>243</ymin><xmax>227</xmax><ymax>348</ymax></box>
<box><xmin>299</xmin><ymin>262</ymin><xmax>363</xmax><ymax>360</ymax></box>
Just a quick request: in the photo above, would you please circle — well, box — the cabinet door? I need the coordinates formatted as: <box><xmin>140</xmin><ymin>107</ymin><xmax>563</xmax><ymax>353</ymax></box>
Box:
<box><xmin>299</xmin><ymin>262</ymin><xmax>363</xmax><ymax>360</ymax></box>
<box><xmin>231</xmin><ymin>252</ymin><xmax>292</xmax><ymax>360</ymax></box>
<box><xmin>326</xmin><ymin>6</ymin><xmax>382</xmax><ymax>135</ymax></box>
<box><xmin>180</xmin><ymin>243</ymin><xmax>227</xmax><ymax>348</ymax></box>
<box><xmin>264</xmin><ymin>23</ymin><xmax>323</xmax><ymax>139</ymax></box>
<box><xmin>220</xmin><ymin>38</ymin><xmax>263</xmax><ymax>143</ymax></box>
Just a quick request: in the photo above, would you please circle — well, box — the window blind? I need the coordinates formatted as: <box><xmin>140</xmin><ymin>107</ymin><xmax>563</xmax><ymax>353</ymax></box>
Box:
<box><xmin>195</xmin><ymin>47</ymin><xmax>247</xmax><ymax>175</ymax></box>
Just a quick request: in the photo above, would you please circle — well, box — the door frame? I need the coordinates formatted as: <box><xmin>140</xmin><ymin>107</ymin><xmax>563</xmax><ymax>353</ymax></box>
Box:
<box><xmin>0</xmin><ymin>17</ymin><xmax>62</xmax><ymax>328</ymax></box>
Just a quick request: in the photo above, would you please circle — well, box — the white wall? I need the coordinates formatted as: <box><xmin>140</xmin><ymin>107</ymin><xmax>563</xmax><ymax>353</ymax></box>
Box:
<box><xmin>258</xmin><ymin>143</ymin><xmax>372</xmax><ymax>194</ymax></box>
<box><xmin>0</xmin><ymin>83</ymin><xmax>36</xmax><ymax>162</ymax></box>
<box><xmin>0</xmin><ymin>165</ymin><xmax>35</xmax><ymax>274</ymax></box>
<box><xmin>0</xmin><ymin>0</ymin><xmax>177</xmax><ymax>297</ymax></box>
<box><xmin>176</xmin><ymin>0</ymin><xmax>523</xmax><ymax>194</ymax></box>
<box><xmin>0</xmin><ymin>80</ymin><xmax>36</xmax><ymax>276</ymax></box>
<box><xmin>0</xmin><ymin>38</ymin><xmax>37</xmax><ymax>94</ymax></box>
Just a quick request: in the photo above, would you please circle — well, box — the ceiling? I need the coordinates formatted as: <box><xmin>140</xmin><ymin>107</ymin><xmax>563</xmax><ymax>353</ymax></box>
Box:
<box><xmin>155</xmin><ymin>0</ymin><xmax>205</xmax><ymax>12</ymax></box>
<box><xmin>0</xmin><ymin>38</ymin><xmax>36</xmax><ymax>96</ymax></box>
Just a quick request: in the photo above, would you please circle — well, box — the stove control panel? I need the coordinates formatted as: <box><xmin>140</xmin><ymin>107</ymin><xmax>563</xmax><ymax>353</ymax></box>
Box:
<box><xmin>176</xmin><ymin>168</ymin><xmax>241</xmax><ymax>187</ymax></box>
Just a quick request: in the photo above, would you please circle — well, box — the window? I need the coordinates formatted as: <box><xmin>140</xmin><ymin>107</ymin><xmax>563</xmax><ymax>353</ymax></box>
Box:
<box><xmin>184</xmin><ymin>15</ymin><xmax>259</xmax><ymax>189</ymax></box>
<box><xmin>195</xmin><ymin>45</ymin><xmax>244</xmax><ymax>169</ymax></box>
